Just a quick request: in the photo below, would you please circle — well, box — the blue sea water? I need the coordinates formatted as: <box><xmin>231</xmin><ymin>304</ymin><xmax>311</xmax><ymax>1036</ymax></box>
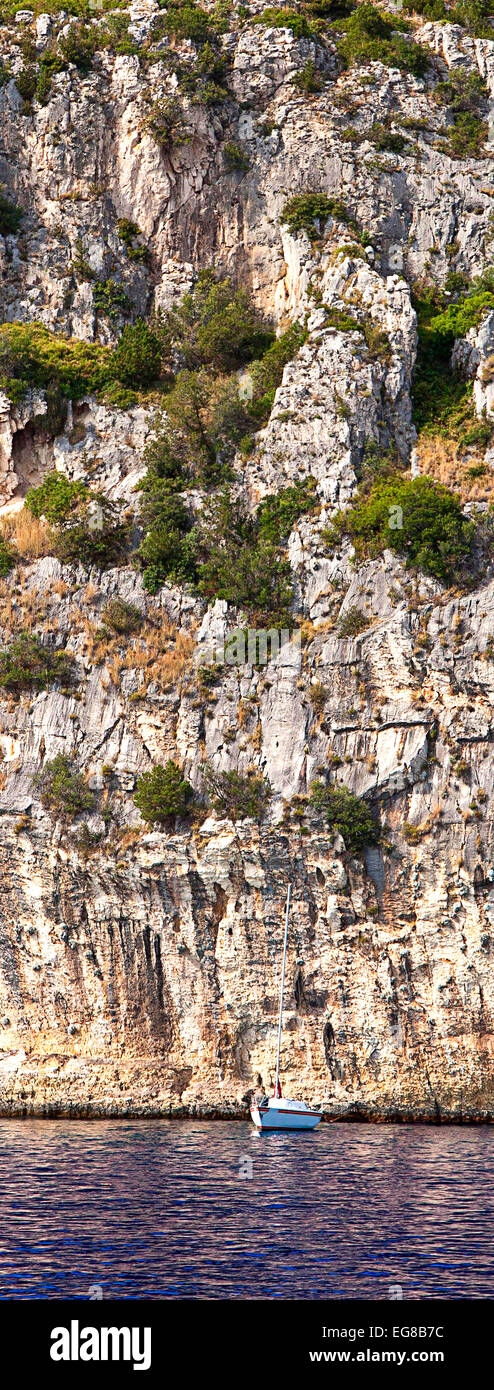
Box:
<box><xmin>0</xmin><ymin>1118</ymin><xmax>492</xmax><ymax>1299</ymax></box>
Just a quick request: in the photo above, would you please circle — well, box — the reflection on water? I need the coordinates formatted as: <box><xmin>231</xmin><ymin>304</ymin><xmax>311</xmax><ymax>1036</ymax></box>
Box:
<box><xmin>0</xmin><ymin>1118</ymin><xmax>492</xmax><ymax>1299</ymax></box>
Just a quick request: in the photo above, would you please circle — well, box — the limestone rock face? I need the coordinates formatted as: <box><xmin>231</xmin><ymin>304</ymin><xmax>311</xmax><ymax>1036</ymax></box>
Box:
<box><xmin>2</xmin><ymin>5</ymin><xmax>494</xmax><ymax>1120</ymax></box>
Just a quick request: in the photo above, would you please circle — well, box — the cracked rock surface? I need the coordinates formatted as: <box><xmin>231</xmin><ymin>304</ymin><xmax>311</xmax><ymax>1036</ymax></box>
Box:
<box><xmin>1</xmin><ymin>4</ymin><xmax>494</xmax><ymax>1119</ymax></box>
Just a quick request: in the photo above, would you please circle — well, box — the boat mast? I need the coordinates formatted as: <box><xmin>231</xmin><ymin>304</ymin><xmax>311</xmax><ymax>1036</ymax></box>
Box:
<box><xmin>274</xmin><ymin>883</ymin><xmax>291</xmax><ymax>1098</ymax></box>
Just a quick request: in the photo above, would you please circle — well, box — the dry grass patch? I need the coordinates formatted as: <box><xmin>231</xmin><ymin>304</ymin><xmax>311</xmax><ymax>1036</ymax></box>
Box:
<box><xmin>87</xmin><ymin>614</ymin><xmax>196</xmax><ymax>693</ymax></box>
<box><xmin>0</xmin><ymin>510</ymin><xmax>51</xmax><ymax>560</ymax></box>
<box><xmin>416</xmin><ymin>435</ymin><xmax>494</xmax><ymax>504</ymax></box>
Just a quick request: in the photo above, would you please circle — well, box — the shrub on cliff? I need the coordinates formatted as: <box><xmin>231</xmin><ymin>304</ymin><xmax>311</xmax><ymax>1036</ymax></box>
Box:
<box><xmin>137</xmin><ymin>487</ymin><xmax>197</xmax><ymax>593</ymax></box>
<box><xmin>404</xmin><ymin>0</ymin><xmax>494</xmax><ymax>37</ymax></box>
<box><xmin>26</xmin><ymin>472</ymin><xmax>128</xmax><ymax>569</ymax></box>
<box><xmin>111</xmin><ymin>319</ymin><xmax>162</xmax><ymax>389</ymax></box>
<box><xmin>0</xmin><ymin>537</ymin><xmax>15</xmax><ymax>576</ymax></box>
<box><xmin>117</xmin><ymin>219</ymin><xmax>149</xmax><ymax>264</ymax></box>
<box><xmin>26</xmin><ymin>472</ymin><xmax>88</xmax><ymax>523</ymax></box>
<box><xmin>194</xmin><ymin>489</ymin><xmax>291</xmax><ymax>625</ymax></box>
<box><xmin>159</xmin><ymin>3</ymin><xmax>212</xmax><ymax>43</ymax></box>
<box><xmin>204</xmin><ymin>765</ymin><xmax>272</xmax><ymax>820</ymax></box>
<box><xmin>326</xmin><ymin>475</ymin><xmax>474</xmax><ymax>584</ymax></box>
<box><xmin>163</xmin><ymin>270</ymin><xmax>273</xmax><ymax>373</ymax></box>
<box><xmin>0</xmin><ymin>632</ymin><xmax>74</xmax><ymax>693</ymax></box>
<box><xmin>434</xmin><ymin>69</ymin><xmax>488</xmax><ymax>159</ymax></box>
<box><xmin>281</xmin><ymin>193</ymin><xmax>351</xmax><ymax>241</ymax></box>
<box><xmin>102</xmin><ymin>598</ymin><xmax>143</xmax><ymax>635</ymax></box>
<box><xmin>0</xmin><ymin>322</ymin><xmax>113</xmax><ymax>402</ymax></box>
<box><xmin>248</xmin><ymin>321</ymin><xmax>307</xmax><ymax>419</ymax></box>
<box><xmin>142</xmin><ymin>370</ymin><xmax>246</xmax><ymax>485</ymax></box>
<box><xmin>309</xmin><ymin>781</ymin><xmax>379</xmax><ymax>851</ymax></box>
<box><xmin>338</xmin><ymin>4</ymin><xmax>429</xmax><ymax>75</ymax></box>
<box><xmin>134</xmin><ymin>761</ymin><xmax>194</xmax><ymax>824</ymax></box>
<box><xmin>253</xmin><ymin>7</ymin><xmax>312</xmax><ymax>36</ymax></box>
<box><xmin>142</xmin><ymin>97</ymin><xmax>191</xmax><ymax>150</ymax></box>
<box><xmin>35</xmin><ymin>754</ymin><xmax>96</xmax><ymax>820</ymax></box>
<box><xmin>0</xmin><ymin>194</ymin><xmax>22</xmax><ymax>237</ymax></box>
<box><xmin>58</xmin><ymin>23</ymin><xmax>98</xmax><ymax>74</ymax></box>
<box><xmin>194</xmin><ymin>480</ymin><xmax>317</xmax><ymax>624</ymax></box>
<box><xmin>51</xmin><ymin>497</ymin><xmax>129</xmax><ymax>568</ymax></box>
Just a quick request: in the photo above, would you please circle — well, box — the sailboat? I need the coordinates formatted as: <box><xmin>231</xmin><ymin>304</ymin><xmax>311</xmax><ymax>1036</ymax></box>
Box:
<box><xmin>250</xmin><ymin>884</ymin><xmax>323</xmax><ymax>1132</ymax></box>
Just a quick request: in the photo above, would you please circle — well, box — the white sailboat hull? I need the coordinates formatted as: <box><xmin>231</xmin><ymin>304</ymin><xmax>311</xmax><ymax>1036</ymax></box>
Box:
<box><xmin>250</xmin><ymin>1100</ymin><xmax>322</xmax><ymax>1131</ymax></box>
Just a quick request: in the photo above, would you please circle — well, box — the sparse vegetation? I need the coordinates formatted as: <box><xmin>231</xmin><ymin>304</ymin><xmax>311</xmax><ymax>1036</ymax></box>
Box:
<box><xmin>102</xmin><ymin>598</ymin><xmax>143</xmax><ymax>635</ymax></box>
<box><xmin>434</xmin><ymin>68</ymin><xmax>488</xmax><ymax>159</ymax></box>
<box><xmin>0</xmin><ymin>632</ymin><xmax>74</xmax><ymax>692</ymax></box>
<box><xmin>35</xmin><ymin>754</ymin><xmax>96</xmax><ymax>820</ymax></box>
<box><xmin>0</xmin><ymin>194</ymin><xmax>23</xmax><ymax>237</ymax></box>
<box><xmin>337</xmin><ymin>4</ymin><xmax>429</xmax><ymax>76</ymax></box>
<box><xmin>204</xmin><ymin>764</ymin><xmax>272</xmax><ymax>820</ymax></box>
<box><xmin>281</xmin><ymin>192</ymin><xmax>351</xmax><ymax>240</ymax></box>
<box><xmin>339</xmin><ymin>605</ymin><xmax>370</xmax><ymax>637</ymax></box>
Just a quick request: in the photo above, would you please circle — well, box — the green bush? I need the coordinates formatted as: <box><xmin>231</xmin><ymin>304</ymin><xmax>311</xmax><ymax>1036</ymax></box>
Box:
<box><xmin>51</xmin><ymin>497</ymin><xmax>128</xmax><ymax>568</ymax></box>
<box><xmin>293</xmin><ymin>59</ymin><xmax>323</xmax><ymax>92</ymax></box>
<box><xmin>15</xmin><ymin>66</ymin><xmax>37</xmax><ymax>101</ymax></box>
<box><xmin>159</xmin><ymin>2</ymin><xmax>212</xmax><ymax>42</ymax></box>
<box><xmin>309</xmin><ymin>780</ymin><xmax>379</xmax><ymax>851</ymax></box>
<box><xmin>253</xmin><ymin>7</ymin><xmax>312</xmax><ymax>36</ymax></box>
<box><xmin>223</xmin><ymin>140</ymin><xmax>250</xmax><ymax>171</ymax></box>
<box><xmin>26</xmin><ymin>473</ymin><xmax>128</xmax><ymax>567</ymax></box>
<box><xmin>434</xmin><ymin>68</ymin><xmax>488</xmax><ymax>159</ymax></box>
<box><xmin>134</xmin><ymin>760</ymin><xmax>194</xmax><ymax>824</ymax></box>
<box><xmin>248</xmin><ymin>321</ymin><xmax>307</xmax><ymax>418</ymax></box>
<box><xmin>281</xmin><ymin>192</ymin><xmax>351</xmax><ymax>240</ymax></box>
<box><xmin>143</xmin><ymin>97</ymin><xmax>191</xmax><ymax>149</ymax></box>
<box><xmin>338</xmin><ymin>3</ymin><xmax>429</xmax><ymax>75</ymax></box>
<box><xmin>195</xmin><ymin>482</ymin><xmax>316</xmax><ymax>624</ymax></box>
<box><xmin>35</xmin><ymin>754</ymin><xmax>95</xmax><ymax>819</ymax></box>
<box><xmin>0</xmin><ymin>195</ymin><xmax>23</xmax><ymax>236</ymax></box>
<box><xmin>327</xmin><ymin>475</ymin><xmax>475</xmax><ymax>583</ymax></box>
<box><xmin>25</xmin><ymin>472</ymin><xmax>88</xmax><ymax>523</ymax></box>
<box><xmin>0</xmin><ymin>537</ymin><xmax>15</xmax><ymax>576</ymax></box>
<box><xmin>138</xmin><ymin>489</ymin><xmax>196</xmax><ymax>593</ymax></box>
<box><xmin>0</xmin><ymin>632</ymin><xmax>74</xmax><ymax>693</ymax></box>
<box><xmin>204</xmin><ymin>764</ymin><xmax>271</xmax><ymax>820</ymax></box>
<box><xmin>58</xmin><ymin>22</ymin><xmax>98</xmax><ymax>73</ymax></box>
<box><xmin>412</xmin><ymin>275</ymin><xmax>494</xmax><ymax>437</ymax></box>
<box><xmin>111</xmin><ymin>320</ymin><xmax>162</xmax><ymax>389</ymax></box>
<box><xmin>0</xmin><ymin>322</ymin><xmax>113</xmax><ymax>401</ymax></box>
<box><xmin>368</xmin><ymin>122</ymin><xmax>407</xmax><ymax>153</ymax></box>
<box><xmin>139</xmin><ymin>370</ymin><xmax>245</xmax><ymax>498</ymax></box>
<box><xmin>102</xmin><ymin>598</ymin><xmax>143</xmax><ymax>634</ymax></box>
<box><xmin>256</xmin><ymin>478</ymin><xmax>317</xmax><ymax>545</ymax></box>
<box><xmin>163</xmin><ymin>270</ymin><xmax>273</xmax><ymax>372</ymax></box>
<box><xmin>92</xmin><ymin>279</ymin><xmax>130</xmax><ymax>322</ymax></box>
<box><xmin>117</xmin><ymin>219</ymin><xmax>149</xmax><ymax>263</ymax></box>
<box><xmin>339</xmin><ymin>605</ymin><xmax>370</xmax><ymax>636</ymax></box>
<box><xmin>404</xmin><ymin>0</ymin><xmax>494</xmax><ymax>37</ymax></box>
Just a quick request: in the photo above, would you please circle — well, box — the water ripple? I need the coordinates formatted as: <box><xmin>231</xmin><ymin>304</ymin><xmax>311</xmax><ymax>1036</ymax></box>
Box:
<box><xmin>0</xmin><ymin>1119</ymin><xmax>492</xmax><ymax>1298</ymax></box>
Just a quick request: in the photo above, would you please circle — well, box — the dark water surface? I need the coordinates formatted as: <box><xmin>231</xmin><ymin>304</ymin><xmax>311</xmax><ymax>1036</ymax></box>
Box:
<box><xmin>0</xmin><ymin>1118</ymin><xmax>492</xmax><ymax>1299</ymax></box>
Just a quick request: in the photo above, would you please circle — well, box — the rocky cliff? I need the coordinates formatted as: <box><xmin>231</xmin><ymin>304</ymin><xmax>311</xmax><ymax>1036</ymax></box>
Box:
<box><xmin>1</xmin><ymin>0</ymin><xmax>494</xmax><ymax>1119</ymax></box>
